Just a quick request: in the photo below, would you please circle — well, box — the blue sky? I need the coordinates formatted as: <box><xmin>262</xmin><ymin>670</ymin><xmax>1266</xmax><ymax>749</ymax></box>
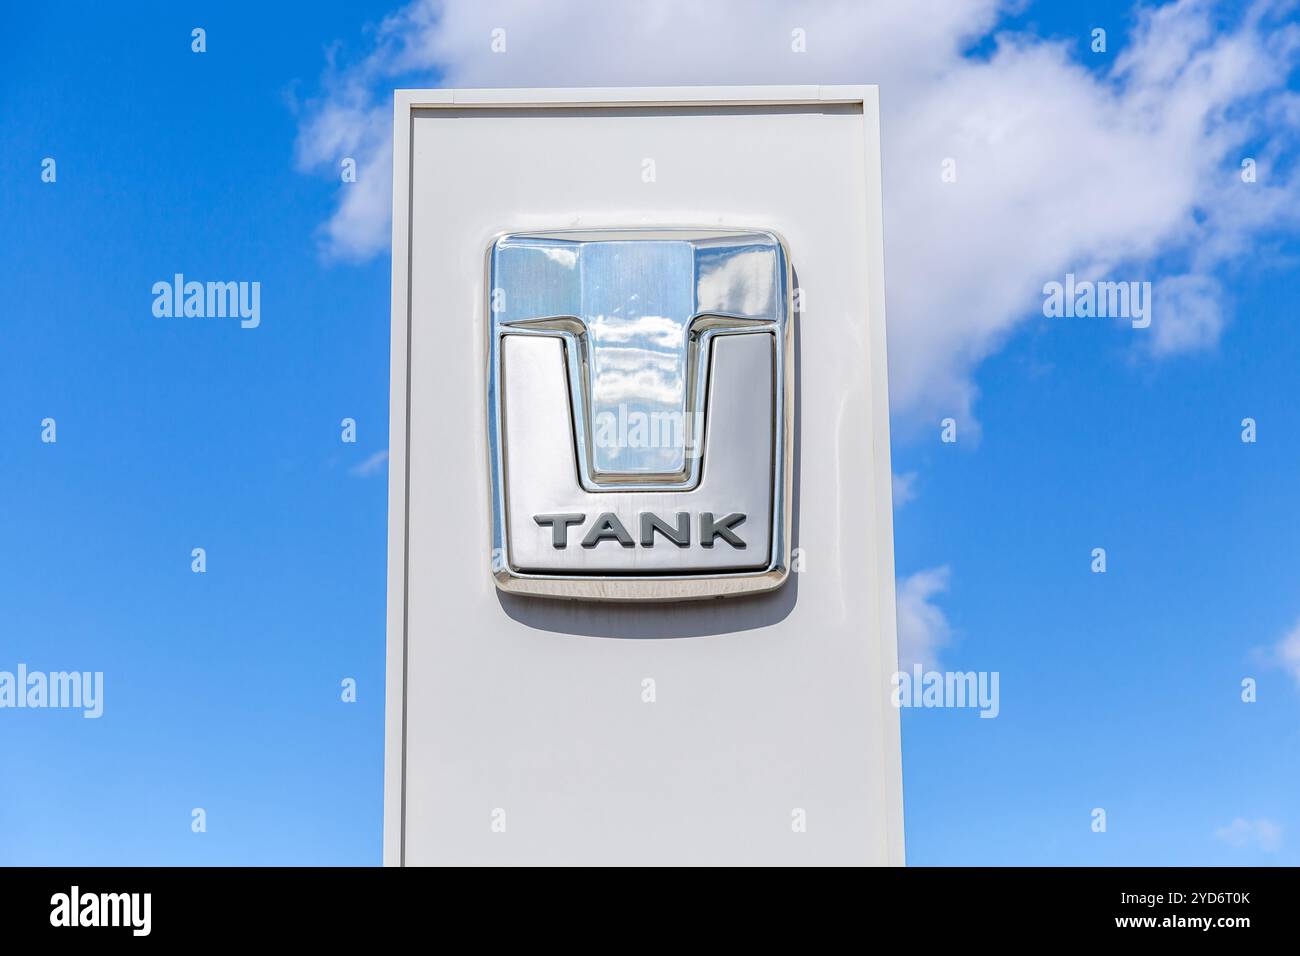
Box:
<box><xmin>2</xmin><ymin>0</ymin><xmax>1298</xmax><ymax>865</ymax></box>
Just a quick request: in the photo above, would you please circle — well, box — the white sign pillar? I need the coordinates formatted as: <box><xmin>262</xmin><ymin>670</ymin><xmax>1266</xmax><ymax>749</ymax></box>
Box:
<box><xmin>386</xmin><ymin>87</ymin><xmax>903</xmax><ymax>865</ymax></box>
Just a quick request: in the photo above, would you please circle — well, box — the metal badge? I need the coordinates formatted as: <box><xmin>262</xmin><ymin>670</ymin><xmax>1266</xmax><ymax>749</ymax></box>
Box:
<box><xmin>486</xmin><ymin>228</ymin><xmax>794</xmax><ymax>601</ymax></box>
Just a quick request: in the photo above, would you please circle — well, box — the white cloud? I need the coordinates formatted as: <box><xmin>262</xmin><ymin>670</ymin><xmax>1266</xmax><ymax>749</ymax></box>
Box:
<box><xmin>1272</xmin><ymin>616</ymin><xmax>1300</xmax><ymax>687</ymax></box>
<box><xmin>892</xmin><ymin>471</ymin><xmax>918</xmax><ymax>508</ymax></box>
<box><xmin>896</xmin><ymin>566</ymin><xmax>953</xmax><ymax>670</ymax></box>
<box><xmin>1214</xmin><ymin>816</ymin><xmax>1283</xmax><ymax>852</ymax></box>
<box><xmin>295</xmin><ymin>0</ymin><xmax>1300</xmax><ymax>426</ymax></box>
<box><xmin>349</xmin><ymin>449</ymin><xmax>389</xmax><ymax>477</ymax></box>
<box><xmin>1150</xmin><ymin>274</ymin><xmax>1227</xmax><ymax>355</ymax></box>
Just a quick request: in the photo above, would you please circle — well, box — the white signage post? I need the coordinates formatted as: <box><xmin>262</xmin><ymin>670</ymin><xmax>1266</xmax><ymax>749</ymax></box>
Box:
<box><xmin>386</xmin><ymin>86</ymin><xmax>903</xmax><ymax>865</ymax></box>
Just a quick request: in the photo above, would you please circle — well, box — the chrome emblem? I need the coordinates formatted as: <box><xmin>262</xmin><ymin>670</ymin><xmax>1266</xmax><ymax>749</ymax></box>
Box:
<box><xmin>486</xmin><ymin>229</ymin><xmax>794</xmax><ymax>601</ymax></box>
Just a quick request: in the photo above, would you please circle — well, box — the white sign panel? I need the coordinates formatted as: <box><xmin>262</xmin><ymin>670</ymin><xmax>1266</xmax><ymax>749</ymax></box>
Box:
<box><xmin>387</xmin><ymin>86</ymin><xmax>903</xmax><ymax>865</ymax></box>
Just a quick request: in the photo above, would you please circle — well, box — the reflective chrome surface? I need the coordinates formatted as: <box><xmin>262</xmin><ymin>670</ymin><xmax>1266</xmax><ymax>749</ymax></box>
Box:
<box><xmin>486</xmin><ymin>228</ymin><xmax>794</xmax><ymax>601</ymax></box>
